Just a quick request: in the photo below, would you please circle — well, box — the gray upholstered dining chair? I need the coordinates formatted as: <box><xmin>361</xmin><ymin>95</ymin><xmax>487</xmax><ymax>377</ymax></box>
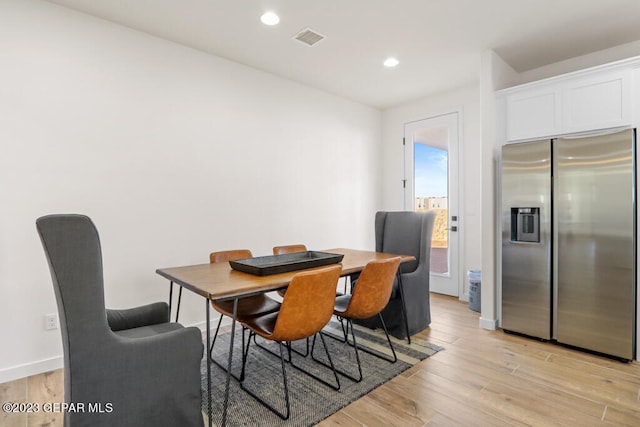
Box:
<box><xmin>36</xmin><ymin>214</ymin><xmax>204</xmax><ymax>427</ymax></box>
<box><xmin>355</xmin><ymin>211</ymin><xmax>436</xmax><ymax>340</ymax></box>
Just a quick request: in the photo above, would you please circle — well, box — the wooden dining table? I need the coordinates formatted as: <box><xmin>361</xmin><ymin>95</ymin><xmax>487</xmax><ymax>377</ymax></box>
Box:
<box><xmin>156</xmin><ymin>248</ymin><xmax>415</xmax><ymax>427</ymax></box>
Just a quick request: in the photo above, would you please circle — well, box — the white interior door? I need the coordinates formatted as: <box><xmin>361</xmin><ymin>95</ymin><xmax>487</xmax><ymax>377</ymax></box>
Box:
<box><xmin>404</xmin><ymin>112</ymin><xmax>460</xmax><ymax>297</ymax></box>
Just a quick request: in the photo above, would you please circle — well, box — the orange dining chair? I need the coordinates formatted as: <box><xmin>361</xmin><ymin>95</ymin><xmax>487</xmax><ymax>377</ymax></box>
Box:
<box><xmin>272</xmin><ymin>245</ymin><xmax>307</xmax><ymax>301</ymax></box>
<box><xmin>274</xmin><ymin>244</ymin><xmax>352</xmax><ymax>297</ymax></box>
<box><xmin>316</xmin><ymin>257</ymin><xmax>401</xmax><ymax>383</ymax></box>
<box><xmin>208</xmin><ymin>250</ymin><xmax>280</xmax><ymax>364</ymax></box>
<box><xmin>239</xmin><ymin>265</ymin><xmax>342</xmax><ymax>420</ymax></box>
<box><xmin>272</xmin><ymin>244</ymin><xmax>307</xmax><ymax>255</ymax></box>
<box><xmin>272</xmin><ymin>245</ymin><xmax>307</xmax><ymax>298</ymax></box>
<box><xmin>271</xmin><ymin>244</ymin><xmax>314</xmax><ymax>356</ymax></box>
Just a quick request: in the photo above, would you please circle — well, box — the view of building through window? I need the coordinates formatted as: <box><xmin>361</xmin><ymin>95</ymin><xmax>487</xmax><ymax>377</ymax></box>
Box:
<box><xmin>414</xmin><ymin>143</ymin><xmax>448</xmax><ymax>274</ymax></box>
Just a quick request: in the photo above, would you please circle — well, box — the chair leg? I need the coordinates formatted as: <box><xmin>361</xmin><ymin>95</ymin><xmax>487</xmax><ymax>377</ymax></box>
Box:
<box><xmin>314</xmin><ymin>320</ymin><xmax>363</xmax><ymax>383</ymax></box>
<box><xmin>338</xmin><ymin>317</ymin><xmax>349</xmax><ymax>341</ymax></box>
<box><xmin>240</xmin><ymin>333</ymin><xmax>291</xmax><ymax>420</ymax></box>
<box><xmin>317</xmin><ymin>315</ymin><xmax>397</xmax><ymax>382</ymax></box>
<box><xmin>239</xmin><ymin>327</ymin><xmax>247</xmax><ymax>381</ymax></box>
<box><xmin>278</xmin><ymin>342</ymin><xmax>291</xmax><ymax>420</ymax></box>
<box><xmin>324</xmin><ymin>316</ymin><xmax>349</xmax><ymax>343</ymax></box>
<box><xmin>291</xmin><ymin>337</ymin><xmax>310</xmax><ymax>358</ymax></box>
<box><xmin>208</xmin><ymin>315</ymin><xmax>246</xmax><ymax>381</ymax></box>
<box><xmin>343</xmin><ymin>314</ymin><xmax>397</xmax><ymax>363</ymax></box>
<box><xmin>396</xmin><ymin>271</ymin><xmax>411</xmax><ymax>344</ymax></box>
<box><xmin>208</xmin><ymin>314</ymin><xmax>224</xmax><ymax>358</ymax></box>
<box><xmin>346</xmin><ymin>319</ymin><xmax>364</xmax><ymax>382</ymax></box>
<box><xmin>252</xmin><ymin>333</ymin><xmax>309</xmax><ymax>360</ymax></box>
<box><xmin>374</xmin><ymin>313</ymin><xmax>397</xmax><ymax>363</ymax></box>
<box><xmin>317</xmin><ymin>332</ymin><xmax>340</xmax><ymax>389</ymax></box>
<box><xmin>287</xmin><ymin>333</ymin><xmax>340</xmax><ymax>390</ymax></box>
<box><xmin>240</xmin><ymin>330</ymin><xmax>252</xmax><ymax>380</ymax></box>
<box><xmin>286</xmin><ymin>336</ymin><xmax>309</xmax><ymax>358</ymax></box>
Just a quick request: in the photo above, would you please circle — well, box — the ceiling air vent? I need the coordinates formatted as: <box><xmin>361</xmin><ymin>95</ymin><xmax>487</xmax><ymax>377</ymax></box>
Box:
<box><xmin>293</xmin><ymin>28</ymin><xmax>326</xmax><ymax>46</ymax></box>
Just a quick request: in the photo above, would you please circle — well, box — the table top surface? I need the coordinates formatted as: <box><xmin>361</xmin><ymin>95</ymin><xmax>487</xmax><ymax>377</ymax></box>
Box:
<box><xmin>156</xmin><ymin>248</ymin><xmax>415</xmax><ymax>300</ymax></box>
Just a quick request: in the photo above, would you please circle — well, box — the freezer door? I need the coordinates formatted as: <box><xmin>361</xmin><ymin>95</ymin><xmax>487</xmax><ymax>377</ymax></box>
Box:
<box><xmin>501</xmin><ymin>140</ymin><xmax>552</xmax><ymax>339</ymax></box>
<box><xmin>555</xmin><ymin>129</ymin><xmax>636</xmax><ymax>360</ymax></box>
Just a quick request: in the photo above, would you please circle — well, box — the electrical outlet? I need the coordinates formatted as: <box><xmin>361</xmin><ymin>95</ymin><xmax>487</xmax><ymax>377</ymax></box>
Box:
<box><xmin>44</xmin><ymin>313</ymin><xmax>58</xmax><ymax>330</ymax></box>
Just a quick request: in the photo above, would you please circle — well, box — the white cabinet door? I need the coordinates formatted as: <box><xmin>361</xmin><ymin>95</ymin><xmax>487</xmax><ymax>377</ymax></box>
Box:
<box><xmin>506</xmin><ymin>85</ymin><xmax>562</xmax><ymax>141</ymax></box>
<box><xmin>562</xmin><ymin>70</ymin><xmax>631</xmax><ymax>134</ymax></box>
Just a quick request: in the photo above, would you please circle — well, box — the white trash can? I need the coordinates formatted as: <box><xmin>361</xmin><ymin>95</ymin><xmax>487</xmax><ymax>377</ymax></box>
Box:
<box><xmin>467</xmin><ymin>270</ymin><xmax>481</xmax><ymax>312</ymax></box>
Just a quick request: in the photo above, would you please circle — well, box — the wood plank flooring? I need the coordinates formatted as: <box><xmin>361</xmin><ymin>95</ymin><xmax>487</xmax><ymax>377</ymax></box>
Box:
<box><xmin>2</xmin><ymin>293</ymin><xmax>639</xmax><ymax>426</ymax></box>
<box><xmin>320</xmin><ymin>293</ymin><xmax>640</xmax><ymax>426</ymax></box>
<box><xmin>0</xmin><ymin>369</ymin><xmax>63</xmax><ymax>427</ymax></box>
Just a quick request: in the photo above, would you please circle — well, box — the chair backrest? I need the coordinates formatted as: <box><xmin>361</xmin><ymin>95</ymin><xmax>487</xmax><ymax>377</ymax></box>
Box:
<box><xmin>272</xmin><ymin>244</ymin><xmax>307</xmax><ymax>255</ymax></box>
<box><xmin>210</xmin><ymin>249</ymin><xmax>252</xmax><ymax>263</ymax></box>
<box><xmin>36</xmin><ymin>214</ymin><xmax>111</xmax><ymax>402</ymax></box>
<box><xmin>343</xmin><ymin>257</ymin><xmax>401</xmax><ymax>319</ymax></box>
<box><xmin>36</xmin><ymin>214</ymin><xmax>111</xmax><ymax>339</ymax></box>
<box><xmin>375</xmin><ymin>211</ymin><xmax>435</xmax><ymax>274</ymax></box>
<box><xmin>270</xmin><ymin>264</ymin><xmax>341</xmax><ymax>342</ymax></box>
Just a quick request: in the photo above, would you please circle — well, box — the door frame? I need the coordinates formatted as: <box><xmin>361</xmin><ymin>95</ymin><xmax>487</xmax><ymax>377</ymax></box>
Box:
<box><xmin>403</xmin><ymin>110</ymin><xmax>463</xmax><ymax>298</ymax></box>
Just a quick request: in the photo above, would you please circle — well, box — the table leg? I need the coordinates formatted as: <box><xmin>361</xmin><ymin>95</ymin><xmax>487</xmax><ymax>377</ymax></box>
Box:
<box><xmin>206</xmin><ymin>301</ymin><xmax>212</xmax><ymax>427</ymax></box>
<box><xmin>168</xmin><ymin>281</ymin><xmax>173</xmax><ymax>315</ymax></box>
<box><xmin>168</xmin><ymin>281</ymin><xmax>183</xmax><ymax>322</ymax></box>
<box><xmin>175</xmin><ymin>286</ymin><xmax>183</xmax><ymax>322</ymax></box>
<box><xmin>396</xmin><ymin>272</ymin><xmax>411</xmax><ymax>344</ymax></box>
<box><xmin>222</xmin><ymin>298</ymin><xmax>238</xmax><ymax>427</ymax></box>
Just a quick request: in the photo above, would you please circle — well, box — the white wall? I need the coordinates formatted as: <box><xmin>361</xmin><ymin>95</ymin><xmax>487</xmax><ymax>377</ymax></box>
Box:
<box><xmin>381</xmin><ymin>84</ymin><xmax>482</xmax><ymax>299</ymax></box>
<box><xmin>519</xmin><ymin>40</ymin><xmax>640</xmax><ymax>86</ymax></box>
<box><xmin>0</xmin><ymin>0</ymin><xmax>382</xmax><ymax>382</ymax></box>
<box><xmin>478</xmin><ymin>51</ymin><xmax>521</xmax><ymax>330</ymax></box>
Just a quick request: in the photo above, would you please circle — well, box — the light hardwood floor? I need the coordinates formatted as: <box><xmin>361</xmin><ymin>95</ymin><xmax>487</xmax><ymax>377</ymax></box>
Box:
<box><xmin>0</xmin><ymin>369</ymin><xmax>63</xmax><ymax>427</ymax></box>
<box><xmin>2</xmin><ymin>293</ymin><xmax>639</xmax><ymax>426</ymax></box>
<box><xmin>321</xmin><ymin>293</ymin><xmax>640</xmax><ymax>426</ymax></box>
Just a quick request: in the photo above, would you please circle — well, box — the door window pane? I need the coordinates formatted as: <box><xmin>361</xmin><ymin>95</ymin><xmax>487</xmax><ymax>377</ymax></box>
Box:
<box><xmin>414</xmin><ymin>141</ymin><xmax>449</xmax><ymax>275</ymax></box>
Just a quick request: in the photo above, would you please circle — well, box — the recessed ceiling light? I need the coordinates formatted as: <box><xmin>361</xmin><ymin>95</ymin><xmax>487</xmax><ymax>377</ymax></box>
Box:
<box><xmin>261</xmin><ymin>12</ymin><xmax>280</xmax><ymax>26</ymax></box>
<box><xmin>384</xmin><ymin>57</ymin><xmax>399</xmax><ymax>67</ymax></box>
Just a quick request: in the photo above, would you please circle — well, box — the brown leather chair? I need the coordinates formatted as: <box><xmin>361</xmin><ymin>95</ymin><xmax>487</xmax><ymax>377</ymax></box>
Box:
<box><xmin>271</xmin><ymin>244</ymin><xmax>316</xmax><ymax>356</ymax></box>
<box><xmin>273</xmin><ymin>245</ymin><xmax>308</xmax><ymax>299</ymax></box>
<box><xmin>272</xmin><ymin>244</ymin><xmax>307</xmax><ymax>255</ymax></box>
<box><xmin>273</xmin><ymin>242</ymin><xmax>349</xmax><ymax>306</ymax></box>
<box><xmin>208</xmin><ymin>250</ymin><xmax>280</xmax><ymax>360</ymax></box>
<box><xmin>322</xmin><ymin>257</ymin><xmax>401</xmax><ymax>382</ymax></box>
<box><xmin>239</xmin><ymin>265</ymin><xmax>342</xmax><ymax>420</ymax></box>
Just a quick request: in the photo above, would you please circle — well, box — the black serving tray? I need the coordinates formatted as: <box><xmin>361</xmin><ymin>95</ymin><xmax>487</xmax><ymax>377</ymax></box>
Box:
<box><xmin>229</xmin><ymin>251</ymin><xmax>344</xmax><ymax>276</ymax></box>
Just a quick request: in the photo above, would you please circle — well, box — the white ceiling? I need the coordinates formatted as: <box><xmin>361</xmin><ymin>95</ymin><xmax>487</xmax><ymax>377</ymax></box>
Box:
<box><xmin>45</xmin><ymin>0</ymin><xmax>640</xmax><ymax>109</ymax></box>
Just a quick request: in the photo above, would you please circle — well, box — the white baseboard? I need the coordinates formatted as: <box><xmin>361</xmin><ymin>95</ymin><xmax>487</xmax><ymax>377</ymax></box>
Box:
<box><xmin>0</xmin><ymin>356</ymin><xmax>63</xmax><ymax>384</ymax></box>
<box><xmin>192</xmin><ymin>313</ymin><xmax>233</xmax><ymax>332</ymax></box>
<box><xmin>0</xmin><ymin>316</ymin><xmax>230</xmax><ymax>385</ymax></box>
<box><xmin>479</xmin><ymin>316</ymin><xmax>498</xmax><ymax>330</ymax></box>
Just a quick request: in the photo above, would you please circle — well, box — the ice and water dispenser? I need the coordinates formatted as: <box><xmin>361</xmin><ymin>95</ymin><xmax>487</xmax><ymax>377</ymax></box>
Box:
<box><xmin>510</xmin><ymin>207</ymin><xmax>540</xmax><ymax>242</ymax></box>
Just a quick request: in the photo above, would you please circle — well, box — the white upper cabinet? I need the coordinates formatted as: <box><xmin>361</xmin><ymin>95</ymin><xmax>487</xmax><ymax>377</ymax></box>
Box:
<box><xmin>506</xmin><ymin>85</ymin><xmax>561</xmax><ymax>141</ymax></box>
<box><xmin>562</xmin><ymin>70</ymin><xmax>631</xmax><ymax>134</ymax></box>
<box><xmin>500</xmin><ymin>61</ymin><xmax>636</xmax><ymax>142</ymax></box>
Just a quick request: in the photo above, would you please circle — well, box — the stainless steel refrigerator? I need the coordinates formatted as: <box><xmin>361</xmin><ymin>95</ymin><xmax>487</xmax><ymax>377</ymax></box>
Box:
<box><xmin>501</xmin><ymin>128</ymin><xmax>636</xmax><ymax>360</ymax></box>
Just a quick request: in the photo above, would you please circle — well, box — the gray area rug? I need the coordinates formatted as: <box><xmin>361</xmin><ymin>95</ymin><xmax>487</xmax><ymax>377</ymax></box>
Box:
<box><xmin>201</xmin><ymin>320</ymin><xmax>443</xmax><ymax>426</ymax></box>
